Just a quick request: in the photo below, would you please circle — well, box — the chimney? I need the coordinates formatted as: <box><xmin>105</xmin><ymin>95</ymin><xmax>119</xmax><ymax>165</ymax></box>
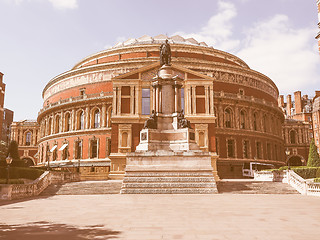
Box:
<box><xmin>278</xmin><ymin>95</ymin><xmax>284</xmax><ymax>108</ymax></box>
<box><xmin>294</xmin><ymin>91</ymin><xmax>302</xmax><ymax>114</ymax></box>
<box><xmin>286</xmin><ymin>95</ymin><xmax>292</xmax><ymax>116</ymax></box>
<box><xmin>315</xmin><ymin>91</ymin><xmax>320</xmax><ymax>98</ymax></box>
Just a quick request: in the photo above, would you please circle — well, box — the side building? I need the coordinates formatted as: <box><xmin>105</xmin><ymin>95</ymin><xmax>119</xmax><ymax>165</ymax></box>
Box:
<box><xmin>10</xmin><ymin>120</ymin><xmax>39</xmax><ymax>166</ymax></box>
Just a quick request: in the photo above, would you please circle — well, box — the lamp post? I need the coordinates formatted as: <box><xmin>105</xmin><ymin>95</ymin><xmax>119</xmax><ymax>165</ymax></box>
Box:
<box><xmin>285</xmin><ymin>148</ymin><xmax>290</xmax><ymax>170</ymax></box>
<box><xmin>5</xmin><ymin>155</ymin><xmax>13</xmax><ymax>184</ymax></box>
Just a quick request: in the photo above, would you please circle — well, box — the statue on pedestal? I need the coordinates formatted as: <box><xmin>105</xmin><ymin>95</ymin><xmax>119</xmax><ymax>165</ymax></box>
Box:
<box><xmin>178</xmin><ymin>110</ymin><xmax>191</xmax><ymax>129</ymax></box>
<box><xmin>143</xmin><ymin>110</ymin><xmax>157</xmax><ymax>129</ymax></box>
<box><xmin>160</xmin><ymin>39</ymin><xmax>171</xmax><ymax>66</ymax></box>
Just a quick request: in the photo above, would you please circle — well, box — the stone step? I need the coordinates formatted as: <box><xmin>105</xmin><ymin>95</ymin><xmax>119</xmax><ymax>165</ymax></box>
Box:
<box><xmin>217</xmin><ymin>180</ymin><xmax>299</xmax><ymax>194</ymax></box>
<box><xmin>124</xmin><ymin>171</ymin><xmax>214</xmax><ymax>177</ymax></box>
<box><xmin>120</xmin><ymin>188</ymin><xmax>217</xmax><ymax>194</ymax></box>
<box><xmin>123</xmin><ymin>177</ymin><xmax>215</xmax><ymax>183</ymax></box>
<box><xmin>122</xmin><ymin>182</ymin><xmax>217</xmax><ymax>189</ymax></box>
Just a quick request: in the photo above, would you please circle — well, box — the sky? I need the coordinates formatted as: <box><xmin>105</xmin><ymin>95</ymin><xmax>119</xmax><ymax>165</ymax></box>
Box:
<box><xmin>0</xmin><ymin>0</ymin><xmax>319</xmax><ymax>121</ymax></box>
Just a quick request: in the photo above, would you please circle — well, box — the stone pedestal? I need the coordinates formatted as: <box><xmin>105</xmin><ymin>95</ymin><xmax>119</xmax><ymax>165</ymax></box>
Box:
<box><xmin>120</xmin><ymin>64</ymin><xmax>218</xmax><ymax>194</ymax></box>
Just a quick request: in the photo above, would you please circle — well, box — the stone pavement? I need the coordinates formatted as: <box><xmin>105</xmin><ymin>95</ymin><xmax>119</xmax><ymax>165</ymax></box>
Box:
<box><xmin>0</xmin><ymin>193</ymin><xmax>319</xmax><ymax>239</ymax></box>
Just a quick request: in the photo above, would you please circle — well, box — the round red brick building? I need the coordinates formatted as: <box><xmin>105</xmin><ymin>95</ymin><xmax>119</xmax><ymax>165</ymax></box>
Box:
<box><xmin>37</xmin><ymin>34</ymin><xmax>285</xmax><ymax>179</ymax></box>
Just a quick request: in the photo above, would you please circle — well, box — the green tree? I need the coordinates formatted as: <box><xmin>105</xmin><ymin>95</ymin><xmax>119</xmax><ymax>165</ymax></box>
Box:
<box><xmin>307</xmin><ymin>139</ymin><xmax>320</xmax><ymax>167</ymax></box>
<box><xmin>7</xmin><ymin>141</ymin><xmax>24</xmax><ymax>167</ymax></box>
<box><xmin>0</xmin><ymin>141</ymin><xmax>8</xmax><ymax>167</ymax></box>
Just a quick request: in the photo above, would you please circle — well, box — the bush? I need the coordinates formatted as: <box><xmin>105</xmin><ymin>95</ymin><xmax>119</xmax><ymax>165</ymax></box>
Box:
<box><xmin>307</xmin><ymin>139</ymin><xmax>320</xmax><ymax>167</ymax></box>
<box><xmin>317</xmin><ymin>168</ymin><xmax>320</xmax><ymax>178</ymax></box>
<box><xmin>0</xmin><ymin>167</ymin><xmax>44</xmax><ymax>180</ymax></box>
<box><xmin>314</xmin><ymin>178</ymin><xmax>320</xmax><ymax>183</ymax></box>
<box><xmin>293</xmin><ymin>167</ymin><xmax>320</xmax><ymax>179</ymax></box>
<box><xmin>279</xmin><ymin>166</ymin><xmax>289</xmax><ymax>171</ymax></box>
<box><xmin>0</xmin><ymin>179</ymin><xmax>24</xmax><ymax>184</ymax></box>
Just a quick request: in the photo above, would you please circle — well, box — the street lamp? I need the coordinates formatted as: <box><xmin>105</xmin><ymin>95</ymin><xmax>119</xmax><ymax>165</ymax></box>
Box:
<box><xmin>5</xmin><ymin>155</ymin><xmax>13</xmax><ymax>184</ymax></box>
<box><xmin>285</xmin><ymin>148</ymin><xmax>291</xmax><ymax>170</ymax></box>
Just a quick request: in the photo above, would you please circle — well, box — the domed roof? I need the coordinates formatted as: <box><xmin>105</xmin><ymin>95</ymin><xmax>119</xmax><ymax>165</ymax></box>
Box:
<box><xmin>111</xmin><ymin>34</ymin><xmax>210</xmax><ymax>49</ymax></box>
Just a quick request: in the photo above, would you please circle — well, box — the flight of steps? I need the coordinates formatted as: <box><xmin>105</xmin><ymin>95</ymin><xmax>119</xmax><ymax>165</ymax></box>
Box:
<box><xmin>217</xmin><ymin>180</ymin><xmax>299</xmax><ymax>194</ymax></box>
<box><xmin>40</xmin><ymin>180</ymin><xmax>123</xmax><ymax>196</ymax></box>
<box><xmin>121</xmin><ymin>171</ymin><xmax>217</xmax><ymax>194</ymax></box>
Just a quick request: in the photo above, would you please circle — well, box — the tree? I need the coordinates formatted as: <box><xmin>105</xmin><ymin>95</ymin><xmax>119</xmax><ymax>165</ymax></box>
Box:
<box><xmin>0</xmin><ymin>141</ymin><xmax>8</xmax><ymax>167</ymax></box>
<box><xmin>307</xmin><ymin>139</ymin><xmax>320</xmax><ymax>167</ymax></box>
<box><xmin>7</xmin><ymin>141</ymin><xmax>24</xmax><ymax>167</ymax></box>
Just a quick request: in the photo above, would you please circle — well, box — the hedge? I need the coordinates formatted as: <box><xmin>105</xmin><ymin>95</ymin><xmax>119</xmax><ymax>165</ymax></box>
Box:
<box><xmin>0</xmin><ymin>167</ymin><xmax>44</xmax><ymax>180</ymax></box>
<box><xmin>314</xmin><ymin>178</ymin><xmax>320</xmax><ymax>183</ymax></box>
<box><xmin>293</xmin><ymin>167</ymin><xmax>320</xmax><ymax>179</ymax></box>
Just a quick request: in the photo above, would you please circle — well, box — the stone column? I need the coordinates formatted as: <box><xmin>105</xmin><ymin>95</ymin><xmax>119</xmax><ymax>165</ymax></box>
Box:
<box><xmin>235</xmin><ymin>106</ymin><xmax>239</xmax><ymax>129</ymax></box>
<box><xmin>192</xmin><ymin>86</ymin><xmax>196</xmax><ymax>114</ymax></box>
<box><xmin>210</xmin><ymin>86</ymin><xmax>214</xmax><ymax>115</ymax></box>
<box><xmin>298</xmin><ymin>128</ymin><xmax>302</xmax><ymax>144</ymax></box>
<box><xmin>113</xmin><ymin>87</ymin><xmax>117</xmax><ymax>116</ymax></box>
<box><xmin>102</xmin><ymin>103</ymin><xmax>107</xmax><ymax>127</ymax></box>
<box><xmin>159</xmin><ymin>86</ymin><xmax>162</xmax><ymax>113</ymax></box>
<box><xmin>186</xmin><ymin>86</ymin><xmax>191</xmax><ymax>115</ymax></box>
<box><xmin>60</xmin><ymin>110</ymin><xmax>64</xmax><ymax>132</ymax></box>
<box><xmin>85</xmin><ymin>106</ymin><xmax>90</xmax><ymax>129</ymax></box>
<box><xmin>32</xmin><ymin>129</ymin><xmax>36</xmax><ymax>146</ymax></box>
<box><xmin>130</xmin><ymin>86</ymin><xmax>135</xmax><ymax>114</ymax></box>
<box><xmin>174</xmin><ymin>85</ymin><xmax>179</xmax><ymax>113</ymax></box>
<box><xmin>18</xmin><ymin>129</ymin><xmax>23</xmax><ymax>145</ymax></box>
<box><xmin>71</xmin><ymin>109</ymin><xmax>75</xmax><ymax>131</ymax></box>
<box><xmin>152</xmin><ymin>85</ymin><xmax>156</xmax><ymax>112</ymax></box>
<box><xmin>205</xmin><ymin>86</ymin><xmax>209</xmax><ymax>114</ymax></box>
<box><xmin>135</xmin><ymin>86</ymin><xmax>140</xmax><ymax>114</ymax></box>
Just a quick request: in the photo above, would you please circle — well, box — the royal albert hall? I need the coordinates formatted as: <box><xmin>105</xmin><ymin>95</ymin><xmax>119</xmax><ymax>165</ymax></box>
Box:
<box><xmin>37</xmin><ymin>35</ymin><xmax>285</xmax><ymax>179</ymax></box>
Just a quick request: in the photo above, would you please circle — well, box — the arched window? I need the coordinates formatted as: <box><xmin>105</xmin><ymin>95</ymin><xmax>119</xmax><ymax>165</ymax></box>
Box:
<box><xmin>25</xmin><ymin>132</ymin><xmax>32</xmax><ymax>146</ymax></box>
<box><xmin>55</xmin><ymin>115</ymin><xmax>60</xmax><ymax>134</ymax></box>
<box><xmin>77</xmin><ymin>111</ymin><xmax>84</xmax><ymax>130</ymax></box>
<box><xmin>253</xmin><ymin>112</ymin><xmax>258</xmax><ymax>131</ymax></box>
<box><xmin>225</xmin><ymin>108</ymin><xmax>232</xmax><ymax>128</ymax></box>
<box><xmin>48</xmin><ymin>118</ymin><xmax>53</xmax><ymax>135</ymax></box>
<box><xmin>122</xmin><ymin>132</ymin><xmax>128</xmax><ymax>147</ymax></box>
<box><xmin>240</xmin><ymin>110</ymin><xmax>246</xmax><ymax>129</ymax></box>
<box><xmin>263</xmin><ymin>115</ymin><xmax>267</xmax><ymax>132</ymax></box>
<box><xmin>65</xmin><ymin>113</ymin><xmax>71</xmax><ymax>132</ymax></box>
<box><xmin>290</xmin><ymin>130</ymin><xmax>296</xmax><ymax>144</ymax></box>
<box><xmin>93</xmin><ymin>109</ymin><xmax>100</xmax><ymax>128</ymax></box>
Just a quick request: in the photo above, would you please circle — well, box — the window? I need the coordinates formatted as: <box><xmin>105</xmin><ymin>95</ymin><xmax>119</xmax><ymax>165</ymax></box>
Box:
<box><xmin>93</xmin><ymin>109</ymin><xmax>100</xmax><ymax>128</ymax></box>
<box><xmin>240</xmin><ymin>110</ymin><xmax>246</xmax><ymax>129</ymax></box>
<box><xmin>55</xmin><ymin>115</ymin><xmax>60</xmax><ymax>134</ymax></box>
<box><xmin>25</xmin><ymin>132</ymin><xmax>31</xmax><ymax>146</ymax></box>
<box><xmin>253</xmin><ymin>113</ymin><xmax>258</xmax><ymax>131</ymax></box>
<box><xmin>198</xmin><ymin>132</ymin><xmax>205</xmax><ymax>147</ymax></box>
<box><xmin>77</xmin><ymin>111</ymin><xmax>84</xmax><ymax>130</ymax></box>
<box><xmin>243</xmin><ymin>140</ymin><xmax>249</xmax><ymax>159</ymax></box>
<box><xmin>122</xmin><ymin>132</ymin><xmax>128</xmax><ymax>147</ymax></box>
<box><xmin>290</xmin><ymin>130</ymin><xmax>296</xmax><ymax>144</ymax></box>
<box><xmin>121</xmin><ymin>86</ymin><xmax>131</xmax><ymax>114</ymax></box>
<box><xmin>142</xmin><ymin>88</ymin><xmax>150</xmax><ymax>115</ymax></box>
<box><xmin>75</xmin><ymin>140</ymin><xmax>82</xmax><ymax>159</ymax></box>
<box><xmin>266</xmin><ymin>143</ymin><xmax>271</xmax><ymax>160</ymax></box>
<box><xmin>263</xmin><ymin>115</ymin><xmax>267</xmax><ymax>132</ymax></box>
<box><xmin>90</xmin><ymin>139</ymin><xmax>98</xmax><ymax>158</ymax></box>
<box><xmin>225</xmin><ymin>108</ymin><xmax>232</xmax><ymax>128</ymax></box>
<box><xmin>48</xmin><ymin>118</ymin><xmax>53</xmax><ymax>135</ymax></box>
<box><xmin>239</xmin><ymin>89</ymin><xmax>244</xmax><ymax>95</ymax></box>
<box><xmin>52</xmin><ymin>148</ymin><xmax>57</xmax><ymax>161</ymax></box>
<box><xmin>62</xmin><ymin>145</ymin><xmax>69</xmax><ymax>160</ymax></box>
<box><xmin>196</xmin><ymin>86</ymin><xmax>205</xmax><ymax>114</ymax></box>
<box><xmin>65</xmin><ymin>113</ymin><xmax>71</xmax><ymax>132</ymax></box>
<box><xmin>256</xmin><ymin>142</ymin><xmax>262</xmax><ymax>159</ymax></box>
<box><xmin>227</xmin><ymin>139</ymin><xmax>235</xmax><ymax>158</ymax></box>
<box><xmin>80</xmin><ymin>88</ymin><xmax>85</xmax><ymax>97</ymax></box>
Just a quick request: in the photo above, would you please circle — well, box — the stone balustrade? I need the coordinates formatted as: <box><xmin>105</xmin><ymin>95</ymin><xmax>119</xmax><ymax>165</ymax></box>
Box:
<box><xmin>0</xmin><ymin>171</ymin><xmax>80</xmax><ymax>200</ymax></box>
<box><xmin>254</xmin><ymin>169</ymin><xmax>320</xmax><ymax>196</ymax></box>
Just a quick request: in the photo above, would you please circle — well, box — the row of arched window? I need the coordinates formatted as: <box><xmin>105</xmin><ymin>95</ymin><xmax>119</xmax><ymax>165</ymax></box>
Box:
<box><xmin>40</xmin><ymin>105</ymin><xmax>112</xmax><ymax>137</ymax></box>
<box><xmin>215</xmin><ymin>106</ymin><xmax>282</xmax><ymax>136</ymax></box>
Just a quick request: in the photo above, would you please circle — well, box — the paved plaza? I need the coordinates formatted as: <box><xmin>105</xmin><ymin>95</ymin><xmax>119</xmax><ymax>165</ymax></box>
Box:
<box><xmin>0</xmin><ymin>193</ymin><xmax>319</xmax><ymax>240</ymax></box>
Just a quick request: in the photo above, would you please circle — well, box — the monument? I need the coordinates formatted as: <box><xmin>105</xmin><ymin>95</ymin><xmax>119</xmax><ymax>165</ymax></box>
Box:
<box><xmin>120</xmin><ymin>40</ymin><xmax>218</xmax><ymax>194</ymax></box>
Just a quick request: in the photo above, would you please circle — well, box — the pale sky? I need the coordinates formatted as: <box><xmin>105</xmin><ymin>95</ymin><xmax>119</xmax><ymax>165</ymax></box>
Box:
<box><xmin>0</xmin><ymin>0</ymin><xmax>319</xmax><ymax>121</ymax></box>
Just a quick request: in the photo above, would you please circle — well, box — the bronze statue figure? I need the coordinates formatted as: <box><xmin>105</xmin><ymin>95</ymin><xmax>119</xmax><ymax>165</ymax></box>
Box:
<box><xmin>160</xmin><ymin>39</ymin><xmax>171</xmax><ymax>66</ymax></box>
<box><xmin>144</xmin><ymin>110</ymin><xmax>157</xmax><ymax>129</ymax></box>
<box><xmin>178</xmin><ymin>110</ymin><xmax>191</xmax><ymax>129</ymax></box>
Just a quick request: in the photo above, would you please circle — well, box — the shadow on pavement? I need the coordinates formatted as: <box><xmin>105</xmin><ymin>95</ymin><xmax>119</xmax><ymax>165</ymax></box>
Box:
<box><xmin>0</xmin><ymin>221</ymin><xmax>121</xmax><ymax>240</ymax></box>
